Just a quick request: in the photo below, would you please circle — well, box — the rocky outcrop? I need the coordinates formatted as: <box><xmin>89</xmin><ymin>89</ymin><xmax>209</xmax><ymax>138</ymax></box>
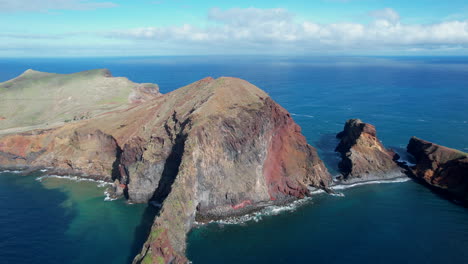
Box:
<box><xmin>130</xmin><ymin>77</ymin><xmax>332</xmax><ymax>264</ymax></box>
<box><xmin>335</xmin><ymin>119</ymin><xmax>403</xmax><ymax>182</ymax></box>
<box><xmin>407</xmin><ymin>137</ymin><xmax>468</xmax><ymax>202</ymax></box>
<box><xmin>0</xmin><ymin>128</ymin><xmax>121</xmax><ymax>180</ymax></box>
<box><xmin>0</xmin><ymin>76</ymin><xmax>332</xmax><ymax>263</ymax></box>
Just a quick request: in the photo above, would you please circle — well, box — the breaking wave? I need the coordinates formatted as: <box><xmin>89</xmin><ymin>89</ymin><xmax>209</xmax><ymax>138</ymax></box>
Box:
<box><xmin>0</xmin><ymin>170</ymin><xmax>22</xmax><ymax>174</ymax></box>
<box><xmin>198</xmin><ymin>198</ymin><xmax>312</xmax><ymax>226</ymax></box>
<box><xmin>331</xmin><ymin>177</ymin><xmax>411</xmax><ymax>191</ymax></box>
<box><xmin>291</xmin><ymin>113</ymin><xmax>314</xmax><ymax>118</ymax></box>
<box><xmin>397</xmin><ymin>158</ymin><xmax>416</xmax><ymax>166</ymax></box>
<box><xmin>104</xmin><ymin>190</ymin><xmax>118</xmax><ymax>201</ymax></box>
<box><xmin>35</xmin><ymin>175</ymin><xmax>114</xmax><ymax>201</ymax></box>
<box><xmin>201</xmin><ymin>176</ymin><xmax>411</xmax><ymax>226</ymax></box>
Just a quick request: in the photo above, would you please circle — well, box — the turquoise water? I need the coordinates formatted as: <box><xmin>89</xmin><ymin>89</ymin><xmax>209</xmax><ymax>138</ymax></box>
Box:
<box><xmin>0</xmin><ymin>171</ymin><xmax>155</xmax><ymax>264</ymax></box>
<box><xmin>0</xmin><ymin>56</ymin><xmax>467</xmax><ymax>263</ymax></box>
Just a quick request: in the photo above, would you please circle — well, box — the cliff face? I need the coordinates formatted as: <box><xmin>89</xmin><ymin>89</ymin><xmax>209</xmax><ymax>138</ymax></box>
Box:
<box><xmin>0</xmin><ymin>127</ymin><xmax>121</xmax><ymax>179</ymax></box>
<box><xmin>0</xmin><ymin>76</ymin><xmax>332</xmax><ymax>263</ymax></box>
<box><xmin>407</xmin><ymin>137</ymin><xmax>468</xmax><ymax>202</ymax></box>
<box><xmin>335</xmin><ymin>119</ymin><xmax>402</xmax><ymax>182</ymax></box>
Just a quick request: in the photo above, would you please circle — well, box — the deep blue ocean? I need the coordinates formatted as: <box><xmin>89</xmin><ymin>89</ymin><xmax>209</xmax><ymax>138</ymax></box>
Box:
<box><xmin>0</xmin><ymin>56</ymin><xmax>467</xmax><ymax>264</ymax></box>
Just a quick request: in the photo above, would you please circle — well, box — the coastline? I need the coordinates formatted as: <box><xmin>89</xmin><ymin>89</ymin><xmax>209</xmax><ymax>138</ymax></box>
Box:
<box><xmin>0</xmin><ymin>165</ymin><xmax>113</xmax><ymax>183</ymax></box>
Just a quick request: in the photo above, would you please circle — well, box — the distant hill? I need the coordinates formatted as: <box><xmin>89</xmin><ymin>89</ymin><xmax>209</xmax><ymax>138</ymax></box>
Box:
<box><xmin>0</xmin><ymin>69</ymin><xmax>159</xmax><ymax>132</ymax></box>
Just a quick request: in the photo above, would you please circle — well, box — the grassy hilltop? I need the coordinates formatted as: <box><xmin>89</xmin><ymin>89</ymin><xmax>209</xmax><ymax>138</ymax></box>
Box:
<box><xmin>0</xmin><ymin>69</ymin><xmax>158</xmax><ymax>132</ymax></box>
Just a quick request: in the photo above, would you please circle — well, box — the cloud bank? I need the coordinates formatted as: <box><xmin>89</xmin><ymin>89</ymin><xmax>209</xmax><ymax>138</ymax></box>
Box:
<box><xmin>1</xmin><ymin>7</ymin><xmax>468</xmax><ymax>56</ymax></box>
<box><xmin>106</xmin><ymin>7</ymin><xmax>468</xmax><ymax>53</ymax></box>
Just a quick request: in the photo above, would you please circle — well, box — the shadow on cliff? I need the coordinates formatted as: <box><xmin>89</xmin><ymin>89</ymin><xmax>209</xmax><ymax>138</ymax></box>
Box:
<box><xmin>126</xmin><ymin>205</ymin><xmax>159</xmax><ymax>264</ymax></box>
<box><xmin>151</xmin><ymin>118</ymin><xmax>189</xmax><ymax>204</ymax></box>
<box><xmin>388</xmin><ymin>146</ymin><xmax>415</xmax><ymax>165</ymax></box>
<box><xmin>314</xmin><ymin>133</ymin><xmax>341</xmax><ymax>176</ymax></box>
<box><xmin>126</xmin><ymin>121</ymin><xmax>189</xmax><ymax>263</ymax></box>
<box><xmin>111</xmin><ymin>145</ymin><xmax>123</xmax><ymax>182</ymax></box>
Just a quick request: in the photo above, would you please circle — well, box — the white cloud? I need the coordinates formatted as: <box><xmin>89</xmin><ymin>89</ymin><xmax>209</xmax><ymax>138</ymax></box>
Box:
<box><xmin>105</xmin><ymin>7</ymin><xmax>468</xmax><ymax>53</ymax></box>
<box><xmin>2</xmin><ymin>7</ymin><xmax>468</xmax><ymax>56</ymax></box>
<box><xmin>0</xmin><ymin>0</ymin><xmax>117</xmax><ymax>12</ymax></box>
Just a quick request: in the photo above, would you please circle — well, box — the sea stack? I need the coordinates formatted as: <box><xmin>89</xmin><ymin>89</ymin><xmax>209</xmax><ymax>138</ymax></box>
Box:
<box><xmin>335</xmin><ymin>119</ymin><xmax>403</xmax><ymax>182</ymax></box>
<box><xmin>0</xmin><ymin>71</ymin><xmax>333</xmax><ymax>263</ymax></box>
<box><xmin>407</xmin><ymin>137</ymin><xmax>468</xmax><ymax>203</ymax></box>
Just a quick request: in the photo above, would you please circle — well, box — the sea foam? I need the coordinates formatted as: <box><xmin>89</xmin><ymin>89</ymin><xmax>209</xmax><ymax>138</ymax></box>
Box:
<box><xmin>331</xmin><ymin>177</ymin><xmax>411</xmax><ymax>191</ymax></box>
<box><xmin>0</xmin><ymin>170</ymin><xmax>22</xmax><ymax>174</ymax></box>
<box><xmin>196</xmin><ymin>198</ymin><xmax>312</xmax><ymax>226</ymax></box>
<box><xmin>291</xmin><ymin>113</ymin><xmax>315</xmax><ymax>118</ymax></box>
<box><xmin>35</xmin><ymin>175</ymin><xmax>114</xmax><ymax>201</ymax></box>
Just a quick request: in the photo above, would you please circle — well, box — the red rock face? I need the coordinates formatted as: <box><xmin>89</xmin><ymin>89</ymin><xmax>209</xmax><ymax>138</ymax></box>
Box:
<box><xmin>231</xmin><ymin>200</ymin><xmax>252</xmax><ymax>210</ymax></box>
<box><xmin>0</xmin><ymin>128</ymin><xmax>120</xmax><ymax>179</ymax></box>
<box><xmin>407</xmin><ymin>137</ymin><xmax>468</xmax><ymax>202</ymax></box>
<box><xmin>0</xmin><ymin>76</ymin><xmax>332</xmax><ymax>264</ymax></box>
<box><xmin>335</xmin><ymin>119</ymin><xmax>402</xmax><ymax>182</ymax></box>
<box><xmin>263</xmin><ymin>98</ymin><xmax>329</xmax><ymax>200</ymax></box>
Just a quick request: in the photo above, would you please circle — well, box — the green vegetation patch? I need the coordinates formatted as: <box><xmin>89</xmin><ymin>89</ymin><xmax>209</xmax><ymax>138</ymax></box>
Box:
<box><xmin>141</xmin><ymin>253</ymin><xmax>153</xmax><ymax>264</ymax></box>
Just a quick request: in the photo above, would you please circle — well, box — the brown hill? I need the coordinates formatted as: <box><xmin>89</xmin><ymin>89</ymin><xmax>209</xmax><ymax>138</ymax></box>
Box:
<box><xmin>0</xmin><ymin>76</ymin><xmax>332</xmax><ymax>263</ymax></box>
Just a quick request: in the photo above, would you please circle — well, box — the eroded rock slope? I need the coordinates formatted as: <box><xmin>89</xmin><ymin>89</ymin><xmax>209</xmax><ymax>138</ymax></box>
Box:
<box><xmin>0</xmin><ymin>76</ymin><xmax>332</xmax><ymax>264</ymax></box>
<box><xmin>335</xmin><ymin>119</ymin><xmax>403</xmax><ymax>183</ymax></box>
<box><xmin>407</xmin><ymin>137</ymin><xmax>468</xmax><ymax>203</ymax></box>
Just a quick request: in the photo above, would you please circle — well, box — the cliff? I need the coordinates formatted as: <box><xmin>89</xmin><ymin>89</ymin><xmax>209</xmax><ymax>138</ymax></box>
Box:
<box><xmin>335</xmin><ymin>119</ymin><xmax>403</xmax><ymax>182</ymax></box>
<box><xmin>0</xmin><ymin>74</ymin><xmax>332</xmax><ymax>263</ymax></box>
<box><xmin>407</xmin><ymin>137</ymin><xmax>468</xmax><ymax>203</ymax></box>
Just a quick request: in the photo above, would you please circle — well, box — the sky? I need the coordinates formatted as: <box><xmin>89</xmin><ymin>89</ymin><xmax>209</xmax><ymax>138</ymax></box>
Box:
<box><xmin>1</xmin><ymin>0</ymin><xmax>468</xmax><ymax>57</ymax></box>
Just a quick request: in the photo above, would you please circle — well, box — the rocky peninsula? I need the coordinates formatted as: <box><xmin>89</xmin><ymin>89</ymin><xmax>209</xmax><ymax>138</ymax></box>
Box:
<box><xmin>407</xmin><ymin>137</ymin><xmax>468</xmax><ymax>203</ymax></box>
<box><xmin>0</xmin><ymin>70</ymin><xmax>332</xmax><ymax>263</ymax></box>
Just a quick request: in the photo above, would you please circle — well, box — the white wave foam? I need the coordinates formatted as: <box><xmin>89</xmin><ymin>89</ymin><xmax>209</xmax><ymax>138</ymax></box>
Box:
<box><xmin>104</xmin><ymin>190</ymin><xmax>118</xmax><ymax>201</ymax></box>
<box><xmin>196</xmin><ymin>177</ymin><xmax>411</xmax><ymax>227</ymax></box>
<box><xmin>330</xmin><ymin>192</ymin><xmax>345</xmax><ymax>197</ymax></box>
<box><xmin>40</xmin><ymin>169</ymin><xmax>48</xmax><ymax>172</ymax></box>
<box><xmin>0</xmin><ymin>170</ymin><xmax>22</xmax><ymax>174</ymax></box>
<box><xmin>35</xmin><ymin>175</ymin><xmax>110</xmax><ymax>185</ymax></box>
<box><xmin>397</xmin><ymin>158</ymin><xmax>416</xmax><ymax>166</ymax></box>
<box><xmin>331</xmin><ymin>177</ymin><xmax>411</xmax><ymax>191</ymax></box>
<box><xmin>204</xmin><ymin>198</ymin><xmax>312</xmax><ymax>226</ymax></box>
<box><xmin>308</xmin><ymin>189</ymin><xmax>326</xmax><ymax>195</ymax></box>
<box><xmin>290</xmin><ymin>113</ymin><xmax>314</xmax><ymax>118</ymax></box>
<box><xmin>36</xmin><ymin>175</ymin><xmax>114</xmax><ymax>202</ymax></box>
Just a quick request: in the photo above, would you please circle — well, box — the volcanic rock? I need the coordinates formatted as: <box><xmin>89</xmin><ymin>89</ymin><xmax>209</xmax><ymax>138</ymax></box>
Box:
<box><xmin>0</xmin><ymin>74</ymin><xmax>332</xmax><ymax>263</ymax></box>
<box><xmin>407</xmin><ymin>137</ymin><xmax>468</xmax><ymax>203</ymax></box>
<box><xmin>335</xmin><ymin>119</ymin><xmax>403</xmax><ymax>182</ymax></box>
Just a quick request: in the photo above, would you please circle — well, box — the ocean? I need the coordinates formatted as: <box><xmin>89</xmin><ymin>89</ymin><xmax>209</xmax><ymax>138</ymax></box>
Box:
<box><xmin>0</xmin><ymin>56</ymin><xmax>467</xmax><ymax>263</ymax></box>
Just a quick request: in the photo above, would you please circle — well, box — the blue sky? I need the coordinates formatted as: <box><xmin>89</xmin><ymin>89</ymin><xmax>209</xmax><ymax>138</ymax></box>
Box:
<box><xmin>1</xmin><ymin>0</ymin><xmax>468</xmax><ymax>57</ymax></box>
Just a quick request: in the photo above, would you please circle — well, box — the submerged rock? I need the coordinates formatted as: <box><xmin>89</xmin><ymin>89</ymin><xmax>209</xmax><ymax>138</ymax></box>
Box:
<box><xmin>0</xmin><ymin>74</ymin><xmax>332</xmax><ymax>263</ymax></box>
<box><xmin>407</xmin><ymin>137</ymin><xmax>468</xmax><ymax>203</ymax></box>
<box><xmin>335</xmin><ymin>119</ymin><xmax>403</xmax><ymax>183</ymax></box>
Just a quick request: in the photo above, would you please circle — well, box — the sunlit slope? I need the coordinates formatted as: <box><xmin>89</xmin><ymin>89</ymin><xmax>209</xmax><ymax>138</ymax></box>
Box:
<box><xmin>0</xmin><ymin>69</ymin><xmax>158</xmax><ymax>131</ymax></box>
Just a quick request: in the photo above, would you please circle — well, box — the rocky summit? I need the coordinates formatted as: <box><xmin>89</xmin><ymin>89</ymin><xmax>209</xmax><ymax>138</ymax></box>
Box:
<box><xmin>0</xmin><ymin>71</ymin><xmax>332</xmax><ymax>264</ymax></box>
<box><xmin>407</xmin><ymin>137</ymin><xmax>468</xmax><ymax>203</ymax></box>
<box><xmin>335</xmin><ymin>119</ymin><xmax>403</xmax><ymax>183</ymax></box>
